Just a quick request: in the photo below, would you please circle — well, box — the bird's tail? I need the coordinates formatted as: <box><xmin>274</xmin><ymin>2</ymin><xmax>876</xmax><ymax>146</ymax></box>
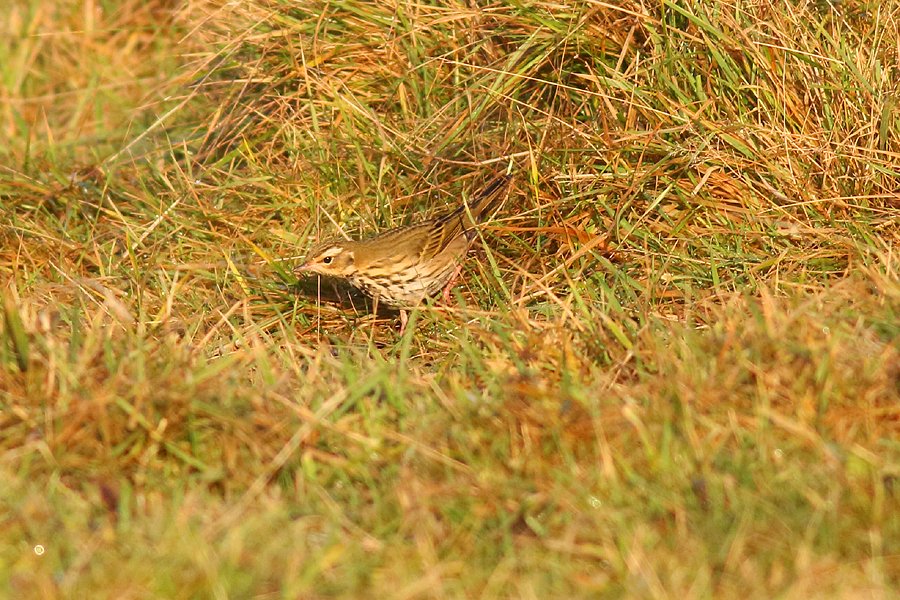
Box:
<box><xmin>466</xmin><ymin>172</ymin><xmax>512</xmax><ymax>223</ymax></box>
<box><xmin>426</xmin><ymin>172</ymin><xmax>512</xmax><ymax>256</ymax></box>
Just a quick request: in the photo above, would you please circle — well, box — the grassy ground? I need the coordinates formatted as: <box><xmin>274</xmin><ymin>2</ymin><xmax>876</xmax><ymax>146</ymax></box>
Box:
<box><xmin>2</xmin><ymin>0</ymin><xmax>898</xmax><ymax>597</ymax></box>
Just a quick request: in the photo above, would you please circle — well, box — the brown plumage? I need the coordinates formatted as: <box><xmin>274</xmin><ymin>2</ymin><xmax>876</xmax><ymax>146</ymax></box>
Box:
<box><xmin>295</xmin><ymin>173</ymin><xmax>511</xmax><ymax>331</ymax></box>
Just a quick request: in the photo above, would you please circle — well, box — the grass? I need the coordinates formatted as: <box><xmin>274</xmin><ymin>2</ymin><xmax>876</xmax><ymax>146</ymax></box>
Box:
<box><xmin>1</xmin><ymin>0</ymin><xmax>898</xmax><ymax>597</ymax></box>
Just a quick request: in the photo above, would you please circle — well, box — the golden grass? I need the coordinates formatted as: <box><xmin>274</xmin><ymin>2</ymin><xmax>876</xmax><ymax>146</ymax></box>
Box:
<box><xmin>1</xmin><ymin>0</ymin><xmax>898</xmax><ymax>597</ymax></box>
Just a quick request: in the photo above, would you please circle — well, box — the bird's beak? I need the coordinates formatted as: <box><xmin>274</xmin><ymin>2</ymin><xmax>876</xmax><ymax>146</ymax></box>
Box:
<box><xmin>294</xmin><ymin>262</ymin><xmax>310</xmax><ymax>275</ymax></box>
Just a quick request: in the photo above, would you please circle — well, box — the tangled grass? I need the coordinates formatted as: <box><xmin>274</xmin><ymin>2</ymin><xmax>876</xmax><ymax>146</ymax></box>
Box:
<box><xmin>2</xmin><ymin>0</ymin><xmax>897</xmax><ymax>597</ymax></box>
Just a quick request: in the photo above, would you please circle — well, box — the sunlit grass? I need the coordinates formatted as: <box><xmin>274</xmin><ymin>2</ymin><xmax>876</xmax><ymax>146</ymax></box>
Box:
<box><xmin>1</xmin><ymin>0</ymin><xmax>898</xmax><ymax>597</ymax></box>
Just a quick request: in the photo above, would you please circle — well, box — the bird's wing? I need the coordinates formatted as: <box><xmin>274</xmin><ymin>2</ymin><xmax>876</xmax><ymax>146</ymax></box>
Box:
<box><xmin>422</xmin><ymin>173</ymin><xmax>512</xmax><ymax>258</ymax></box>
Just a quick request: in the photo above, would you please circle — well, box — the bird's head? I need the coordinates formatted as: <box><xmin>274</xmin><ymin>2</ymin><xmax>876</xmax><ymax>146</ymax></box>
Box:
<box><xmin>294</xmin><ymin>241</ymin><xmax>357</xmax><ymax>278</ymax></box>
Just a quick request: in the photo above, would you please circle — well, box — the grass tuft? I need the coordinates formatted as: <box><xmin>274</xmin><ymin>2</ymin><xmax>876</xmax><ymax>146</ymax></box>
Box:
<box><xmin>1</xmin><ymin>0</ymin><xmax>898</xmax><ymax>596</ymax></box>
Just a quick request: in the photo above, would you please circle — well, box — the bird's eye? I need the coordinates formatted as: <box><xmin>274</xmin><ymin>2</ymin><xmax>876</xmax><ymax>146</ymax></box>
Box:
<box><xmin>322</xmin><ymin>256</ymin><xmax>333</xmax><ymax>265</ymax></box>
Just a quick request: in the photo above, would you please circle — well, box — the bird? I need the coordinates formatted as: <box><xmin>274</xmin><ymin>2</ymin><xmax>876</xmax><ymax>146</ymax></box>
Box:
<box><xmin>295</xmin><ymin>173</ymin><xmax>512</xmax><ymax>333</ymax></box>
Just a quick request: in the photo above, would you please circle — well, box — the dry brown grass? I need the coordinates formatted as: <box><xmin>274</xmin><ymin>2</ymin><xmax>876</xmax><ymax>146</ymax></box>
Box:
<box><xmin>1</xmin><ymin>0</ymin><xmax>898</xmax><ymax>597</ymax></box>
